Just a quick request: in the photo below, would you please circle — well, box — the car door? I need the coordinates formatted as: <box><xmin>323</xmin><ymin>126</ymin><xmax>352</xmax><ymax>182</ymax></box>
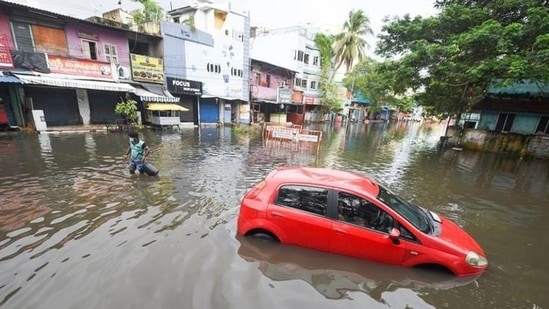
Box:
<box><xmin>330</xmin><ymin>191</ymin><xmax>406</xmax><ymax>264</ymax></box>
<box><xmin>267</xmin><ymin>185</ymin><xmax>332</xmax><ymax>252</ymax></box>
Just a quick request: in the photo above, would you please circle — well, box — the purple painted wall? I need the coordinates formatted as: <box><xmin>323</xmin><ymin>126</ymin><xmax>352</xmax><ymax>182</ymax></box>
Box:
<box><xmin>65</xmin><ymin>21</ymin><xmax>130</xmax><ymax>66</ymax></box>
<box><xmin>250</xmin><ymin>62</ymin><xmax>293</xmax><ymax>101</ymax></box>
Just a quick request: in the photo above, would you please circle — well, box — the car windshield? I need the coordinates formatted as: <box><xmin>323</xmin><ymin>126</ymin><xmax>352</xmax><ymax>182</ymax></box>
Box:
<box><xmin>377</xmin><ymin>186</ymin><xmax>431</xmax><ymax>234</ymax></box>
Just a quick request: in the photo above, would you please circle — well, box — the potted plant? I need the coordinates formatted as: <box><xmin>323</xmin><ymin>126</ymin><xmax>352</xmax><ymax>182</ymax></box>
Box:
<box><xmin>114</xmin><ymin>97</ymin><xmax>138</xmax><ymax>125</ymax></box>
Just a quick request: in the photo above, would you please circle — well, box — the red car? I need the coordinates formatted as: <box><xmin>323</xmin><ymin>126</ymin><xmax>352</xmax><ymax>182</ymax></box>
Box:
<box><xmin>237</xmin><ymin>166</ymin><xmax>488</xmax><ymax>276</ymax></box>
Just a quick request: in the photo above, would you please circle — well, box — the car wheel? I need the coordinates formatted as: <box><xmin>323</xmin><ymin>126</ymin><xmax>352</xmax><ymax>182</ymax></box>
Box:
<box><xmin>249</xmin><ymin>232</ymin><xmax>277</xmax><ymax>242</ymax></box>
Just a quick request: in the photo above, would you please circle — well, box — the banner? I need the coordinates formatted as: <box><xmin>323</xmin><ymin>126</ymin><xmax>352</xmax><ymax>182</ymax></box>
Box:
<box><xmin>130</xmin><ymin>53</ymin><xmax>164</xmax><ymax>84</ymax></box>
<box><xmin>47</xmin><ymin>55</ymin><xmax>113</xmax><ymax>79</ymax></box>
<box><xmin>0</xmin><ymin>35</ymin><xmax>14</xmax><ymax>68</ymax></box>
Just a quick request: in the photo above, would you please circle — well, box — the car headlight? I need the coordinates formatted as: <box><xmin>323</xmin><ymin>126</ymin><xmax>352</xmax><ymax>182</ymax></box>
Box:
<box><xmin>465</xmin><ymin>251</ymin><xmax>488</xmax><ymax>267</ymax></box>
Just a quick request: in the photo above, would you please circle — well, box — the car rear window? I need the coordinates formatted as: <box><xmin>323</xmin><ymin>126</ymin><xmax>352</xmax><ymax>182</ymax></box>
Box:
<box><xmin>275</xmin><ymin>185</ymin><xmax>329</xmax><ymax>216</ymax></box>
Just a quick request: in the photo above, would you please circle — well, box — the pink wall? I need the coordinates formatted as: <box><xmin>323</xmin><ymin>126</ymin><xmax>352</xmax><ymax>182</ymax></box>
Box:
<box><xmin>251</xmin><ymin>71</ymin><xmax>291</xmax><ymax>101</ymax></box>
<box><xmin>65</xmin><ymin>21</ymin><xmax>130</xmax><ymax>66</ymax></box>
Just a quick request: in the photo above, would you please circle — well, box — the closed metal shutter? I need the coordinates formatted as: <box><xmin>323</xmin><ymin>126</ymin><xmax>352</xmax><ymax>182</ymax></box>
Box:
<box><xmin>178</xmin><ymin>96</ymin><xmax>196</xmax><ymax>123</ymax></box>
<box><xmin>88</xmin><ymin>91</ymin><xmax>128</xmax><ymax>124</ymax></box>
<box><xmin>25</xmin><ymin>87</ymin><xmax>80</xmax><ymax>126</ymax></box>
<box><xmin>199</xmin><ymin>98</ymin><xmax>219</xmax><ymax>123</ymax></box>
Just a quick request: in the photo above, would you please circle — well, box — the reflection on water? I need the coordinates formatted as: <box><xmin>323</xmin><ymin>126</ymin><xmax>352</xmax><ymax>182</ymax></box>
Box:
<box><xmin>236</xmin><ymin>236</ymin><xmax>478</xmax><ymax>302</ymax></box>
<box><xmin>0</xmin><ymin>122</ymin><xmax>547</xmax><ymax>309</ymax></box>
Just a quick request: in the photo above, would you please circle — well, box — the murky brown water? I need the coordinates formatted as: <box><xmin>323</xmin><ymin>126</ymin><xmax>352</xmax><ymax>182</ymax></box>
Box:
<box><xmin>0</xmin><ymin>122</ymin><xmax>547</xmax><ymax>309</ymax></box>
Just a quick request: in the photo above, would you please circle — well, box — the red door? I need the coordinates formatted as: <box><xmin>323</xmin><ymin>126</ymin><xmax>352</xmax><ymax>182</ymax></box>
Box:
<box><xmin>267</xmin><ymin>203</ymin><xmax>332</xmax><ymax>252</ymax></box>
<box><xmin>330</xmin><ymin>220</ymin><xmax>407</xmax><ymax>264</ymax></box>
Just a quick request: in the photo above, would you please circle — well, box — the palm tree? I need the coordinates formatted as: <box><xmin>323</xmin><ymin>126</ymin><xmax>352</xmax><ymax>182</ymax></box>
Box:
<box><xmin>333</xmin><ymin>9</ymin><xmax>373</xmax><ymax>73</ymax></box>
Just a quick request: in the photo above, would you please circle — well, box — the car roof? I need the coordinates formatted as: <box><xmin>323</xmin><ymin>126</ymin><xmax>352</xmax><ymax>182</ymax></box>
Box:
<box><xmin>267</xmin><ymin>166</ymin><xmax>380</xmax><ymax>197</ymax></box>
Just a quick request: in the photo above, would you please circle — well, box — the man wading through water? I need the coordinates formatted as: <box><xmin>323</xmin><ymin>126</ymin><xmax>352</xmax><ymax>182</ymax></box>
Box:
<box><xmin>125</xmin><ymin>130</ymin><xmax>151</xmax><ymax>174</ymax></box>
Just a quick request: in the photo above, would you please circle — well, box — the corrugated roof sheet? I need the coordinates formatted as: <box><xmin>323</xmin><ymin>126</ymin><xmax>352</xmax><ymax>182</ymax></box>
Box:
<box><xmin>487</xmin><ymin>80</ymin><xmax>549</xmax><ymax>96</ymax></box>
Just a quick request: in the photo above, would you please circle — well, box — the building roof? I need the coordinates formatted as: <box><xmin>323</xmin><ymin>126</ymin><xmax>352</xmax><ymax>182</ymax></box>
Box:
<box><xmin>351</xmin><ymin>91</ymin><xmax>370</xmax><ymax>104</ymax></box>
<box><xmin>487</xmin><ymin>80</ymin><xmax>549</xmax><ymax>97</ymax></box>
<box><xmin>0</xmin><ymin>0</ymin><xmax>160</xmax><ymax>38</ymax></box>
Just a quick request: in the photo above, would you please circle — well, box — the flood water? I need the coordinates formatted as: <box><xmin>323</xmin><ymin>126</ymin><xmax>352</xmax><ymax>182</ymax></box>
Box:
<box><xmin>0</xmin><ymin>122</ymin><xmax>547</xmax><ymax>309</ymax></box>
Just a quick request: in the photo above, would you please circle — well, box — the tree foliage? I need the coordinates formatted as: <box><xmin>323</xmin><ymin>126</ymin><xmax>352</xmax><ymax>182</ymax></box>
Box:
<box><xmin>376</xmin><ymin>0</ymin><xmax>549</xmax><ymax>117</ymax></box>
<box><xmin>132</xmin><ymin>0</ymin><xmax>164</xmax><ymax>25</ymax></box>
<box><xmin>115</xmin><ymin>97</ymin><xmax>138</xmax><ymax>124</ymax></box>
<box><xmin>314</xmin><ymin>33</ymin><xmax>340</xmax><ymax>114</ymax></box>
<box><xmin>333</xmin><ymin>9</ymin><xmax>374</xmax><ymax>73</ymax></box>
<box><xmin>344</xmin><ymin>58</ymin><xmax>415</xmax><ymax>113</ymax></box>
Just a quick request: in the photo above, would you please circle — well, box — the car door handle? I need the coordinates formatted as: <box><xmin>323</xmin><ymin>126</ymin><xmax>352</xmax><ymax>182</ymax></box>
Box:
<box><xmin>333</xmin><ymin>228</ymin><xmax>347</xmax><ymax>234</ymax></box>
<box><xmin>271</xmin><ymin>212</ymin><xmax>284</xmax><ymax>218</ymax></box>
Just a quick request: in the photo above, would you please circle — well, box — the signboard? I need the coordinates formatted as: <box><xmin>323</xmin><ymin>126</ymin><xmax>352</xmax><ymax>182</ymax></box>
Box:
<box><xmin>167</xmin><ymin>77</ymin><xmax>202</xmax><ymax>95</ymax></box>
<box><xmin>277</xmin><ymin>88</ymin><xmax>292</xmax><ymax>104</ymax></box>
<box><xmin>47</xmin><ymin>55</ymin><xmax>113</xmax><ymax>79</ymax></box>
<box><xmin>0</xmin><ymin>35</ymin><xmax>14</xmax><ymax>68</ymax></box>
<box><xmin>130</xmin><ymin>53</ymin><xmax>164</xmax><ymax>84</ymax></box>
<box><xmin>303</xmin><ymin>96</ymin><xmax>319</xmax><ymax>105</ymax></box>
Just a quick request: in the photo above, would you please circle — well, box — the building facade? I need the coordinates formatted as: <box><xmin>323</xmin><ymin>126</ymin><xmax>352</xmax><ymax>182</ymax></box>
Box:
<box><xmin>166</xmin><ymin>0</ymin><xmax>250</xmax><ymax>126</ymax></box>
<box><xmin>251</xmin><ymin>26</ymin><xmax>322</xmax><ymax>123</ymax></box>
<box><xmin>0</xmin><ymin>1</ymin><xmax>180</xmax><ymax>130</ymax></box>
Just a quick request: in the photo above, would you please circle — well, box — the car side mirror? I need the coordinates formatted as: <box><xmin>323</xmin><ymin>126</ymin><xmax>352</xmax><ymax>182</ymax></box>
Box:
<box><xmin>389</xmin><ymin>227</ymin><xmax>401</xmax><ymax>245</ymax></box>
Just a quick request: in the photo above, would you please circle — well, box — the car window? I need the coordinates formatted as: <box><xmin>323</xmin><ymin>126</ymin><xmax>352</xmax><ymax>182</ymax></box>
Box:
<box><xmin>275</xmin><ymin>185</ymin><xmax>329</xmax><ymax>216</ymax></box>
<box><xmin>337</xmin><ymin>192</ymin><xmax>394</xmax><ymax>233</ymax></box>
<box><xmin>377</xmin><ymin>186</ymin><xmax>431</xmax><ymax>234</ymax></box>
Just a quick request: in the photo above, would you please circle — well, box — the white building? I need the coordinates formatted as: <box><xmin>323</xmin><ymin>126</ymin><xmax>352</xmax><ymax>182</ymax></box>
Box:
<box><xmin>165</xmin><ymin>0</ymin><xmax>250</xmax><ymax>125</ymax></box>
<box><xmin>251</xmin><ymin>26</ymin><xmax>323</xmax><ymax>119</ymax></box>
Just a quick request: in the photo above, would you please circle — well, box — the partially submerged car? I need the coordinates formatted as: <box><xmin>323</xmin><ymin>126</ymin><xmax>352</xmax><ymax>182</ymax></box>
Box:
<box><xmin>237</xmin><ymin>166</ymin><xmax>488</xmax><ymax>276</ymax></box>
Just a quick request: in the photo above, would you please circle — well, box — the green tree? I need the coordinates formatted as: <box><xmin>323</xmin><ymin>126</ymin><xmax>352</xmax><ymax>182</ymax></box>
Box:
<box><xmin>376</xmin><ymin>0</ymin><xmax>549</xmax><ymax>119</ymax></box>
<box><xmin>132</xmin><ymin>0</ymin><xmax>164</xmax><ymax>26</ymax></box>
<box><xmin>333</xmin><ymin>9</ymin><xmax>374</xmax><ymax>73</ymax></box>
<box><xmin>344</xmin><ymin>58</ymin><xmax>415</xmax><ymax>114</ymax></box>
<box><xmin>314</xmin><ymin>33</ymin><xmax>340</xmax><ymax>114</ymax></box>
<box><xmin>115</xmin><ymin>97</ymin><xmax>138</xmax><ymax>124</ymax></box>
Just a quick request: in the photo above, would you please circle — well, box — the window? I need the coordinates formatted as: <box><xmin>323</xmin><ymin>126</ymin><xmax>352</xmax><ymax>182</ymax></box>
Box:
<box><xmin>301</xmin><ymin>79</ymin><xmax>307</xmax><ymax>88</ymax></box>
<box><xmin>294</xmin><ymin>50</ymin><xmax>304</xmax><ymax>62</ymax></box>
<box><xmin>11</xmin><ymin>21</ymin><xmax>35</xmax><ymax>52</ymax></box>
<box><xmin>82</xmin><ymin>40</ymin><xmax>98</xmax><ymax>60</ymax></box>
<box><xmin>266</xmin><ymin>74</ymin><xmax>271</xmax><ymax>87</ymax></box>
<box><xmin>275</xmin><ymin>185</ymin><xmax>328</xmax><ymax>216</ymax></box>
<box><xmin>536</xmin><ymin>116</ymin><xmax>549</xmax><ymax>134</ymax></box>
<box><xmin>313</xmin><ymin>56</ymin><xmax>319</xmax><ymax>66</ymax></box>
<box><xmin>377</xmin><ymin>186</ymin><xmax>431</xmax><ymax>234</ymax></box>
<box><xmin>295</xmin><ymin>77</ymin><xmax>302</xmax><ymax>88</ymax></box>
<box><xmin>173</xmin><ymin>17</ymin><xmax>180</xmax><ymax>23</ymax></box>
<box><xmin>495</xmin><ymin>113</ymin><xmax>515</xmax><ymax>132</ymax></box>
<box><xmin>255</xmin><ymin>73</ymin><xmax>261</xmax><ymax>85</ymax></box>
<box><xmin>207</xmin><ymin>63</ymin><xmax>221</xmax><ymax>73</ymax></box>
<box><xmin>310</xmin><ymin>81</ymin><xmax>317</xmax><ymax>90</ymax></box>
<box><xmin>231</xmin><ymin>67</ymin><xmax>242</xmax><ymax>77</ymax></box>
<box><xmin>304</xmin><ymin>53</ymin><xmax>310</xmax><ymax>64</ymax></box>
<box><xmin>337</xmin><ymin>192</ymin><xmax>394</xmax><ymax>233</ymax></box>
<box><xmin>104</xmin><ymin>44</ymin><xmax>118</xmax><ymax>64</ymax></box>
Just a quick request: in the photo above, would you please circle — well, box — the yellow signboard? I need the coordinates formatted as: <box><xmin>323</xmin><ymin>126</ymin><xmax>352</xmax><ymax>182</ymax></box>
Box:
<box><xmin>130</xmin><ymin>53</ymin><xmax>164</xmax><ymax>84</ymax></box>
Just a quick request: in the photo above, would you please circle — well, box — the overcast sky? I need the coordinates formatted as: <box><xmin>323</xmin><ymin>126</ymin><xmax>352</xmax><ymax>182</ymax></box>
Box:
<box><xmin>14</xmin><ymin>0</ymin><xmax>439</xmax><ymax>56</ymax></box>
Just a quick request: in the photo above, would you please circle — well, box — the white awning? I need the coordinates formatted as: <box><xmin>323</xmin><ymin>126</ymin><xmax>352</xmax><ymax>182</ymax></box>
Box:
<box><xmin>14</xmin><ymin>74</ymin><xmax>136</xmax><ymax>92</ymax></box>
<box><xmin>134</xmin><ymin>87</ymin><xmax>180</xmax><ymax>103</ymax></box>
<box><xmin>141</xmin><ymin>82</ymin><xmax>177</xmax><ymax>98</ymax></box>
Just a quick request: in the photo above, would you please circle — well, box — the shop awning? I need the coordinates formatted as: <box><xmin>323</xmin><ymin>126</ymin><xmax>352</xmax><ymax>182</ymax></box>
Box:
<box><xmin>14</xmin><ymin>74</ymin><xmax>136</xmax><ymax>92</ymax></box>
<box><xmin>0</xmin><ymin>75</ymin><xmax>22</xmax><ymax>84</ymax></box>
<box><xmin>134</xmin><ymin>87</ymin><xmax>180</xmax><ymax>103</ymax></box>
<box><xmin>147</xmin><ymin>103</ymin><xmax>189</xmax><ymax>112</ymax></box>
<box><xmin>141</xmin><ymin>82</ymin><xmax>178</xmax><ymax>99</ymax></box>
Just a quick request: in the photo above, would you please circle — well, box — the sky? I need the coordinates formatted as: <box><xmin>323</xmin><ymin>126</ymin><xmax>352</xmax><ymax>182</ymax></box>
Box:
<box><xmin>14</xmin><ymin>0</ymin><xmax>440</xmax><ymax>55</ymax></box>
